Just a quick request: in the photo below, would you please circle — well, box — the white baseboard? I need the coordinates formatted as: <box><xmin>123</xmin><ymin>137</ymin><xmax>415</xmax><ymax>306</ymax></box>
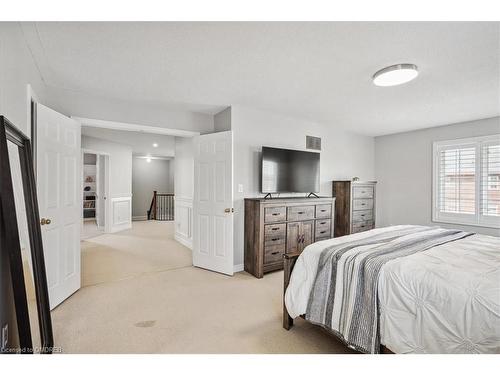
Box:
<box><xmin>233</xmin><ymin>264</ymin><xmax>244</xmax><ymax>273</ymax></box>
<box><xmin>174</xmin><ymin>233</ymin><xmax>193</xmax><ymax>250</ymax></box>
<box><xmin>132</xmin><ymin>216</ymin><xmax>148</xmax><ymax>221</ymax></box>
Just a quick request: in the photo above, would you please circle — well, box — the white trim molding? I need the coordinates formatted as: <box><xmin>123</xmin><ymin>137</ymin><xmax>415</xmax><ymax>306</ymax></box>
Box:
<box><xmin>174</xmin><ymin>196</ymin><xmax>193</xmax><ymax>249</ymax></box>
<box><xmin>175</xmin><ymin>234</ymin><xmax>193</xmax><ymax>250</ymax></box>
<box><xmin>110</xmin><ymin>196</ymin><xmax>132</xmax><ymax>233</ymax></box>
<box><xmin>73</xmin><ymin>117</ymin><xmax>200</xmax><ymax>138</ymax></box>
<box><xmin>233</xmin><ymin>264</ymin><xmax>244</xmax><ymax>273</ymax></box>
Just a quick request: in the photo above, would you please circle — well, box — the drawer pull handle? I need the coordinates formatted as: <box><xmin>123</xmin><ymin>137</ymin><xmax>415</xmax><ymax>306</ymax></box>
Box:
<box><xmin>298</xmin><ymin>211</ymin><xmax>304</xmax><ymax>214</ymax></box>
<box><xmin>361</xmin><ymin>203</ymin><xmax>366</xmax><ymax>206</ymax></box>
<box><xmin>272</xmin><ymin>238</ymin><xmax>279</xmax><ymax>241</ymax></box>
<box><xmin>320</xmin><ymin>231</ymin><xmax>326</xmax><ymax>234</ymax></box>
<box><xmin>320</xmin><ymin>222</ymin><xmax>326</xmax><ymax>224</ymax></box>
<box><xmin>271</xmin><ymin>251</ymin><xmax>279</xmax><ymax>255</ymax></box>
<box><xmin>271</xmin><ymin>227</ymin><xmax>279</xmax><ymax>231</ymax></box>
<box><xmin>361</xmin><ymin>214</ymin><xmax>365</xmax><ymax>217</ymax></box>
<box><xmin>321</xmin><ymin>209</ymin><xmax>326</xmax><ymax>212</ymax></box>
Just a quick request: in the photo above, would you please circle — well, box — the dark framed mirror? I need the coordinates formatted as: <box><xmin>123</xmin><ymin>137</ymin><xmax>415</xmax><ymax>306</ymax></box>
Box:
<box><xmin>0</xmin><ymin>116</ymin><xmax>53</xmax><ymax>354</ymax></box>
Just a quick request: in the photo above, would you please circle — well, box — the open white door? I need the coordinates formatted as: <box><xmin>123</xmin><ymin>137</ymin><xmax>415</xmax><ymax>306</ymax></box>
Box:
<box><xmin>193</xmin><ymin>131</ymin><xmax>234</xmax><ymax>275</ymax></box>
<box><xmin>36</xmin><ymin>103</ymin><xmax>81</xmax><ymax>309</ymax></box>
<box><xmin>94</xmin><ymin>154</ymin><xmax>100</xmax><ymax>226</ymax></box>
<box><xmin>96</xmin><ymin>154</ymin><xmax>106</xmax><ymax>229</ymax></box>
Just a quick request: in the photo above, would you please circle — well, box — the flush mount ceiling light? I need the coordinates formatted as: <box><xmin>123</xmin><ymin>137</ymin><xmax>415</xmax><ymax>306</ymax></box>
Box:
<box><xmin>152</xmin><ymin>143</ymin><xmax>158</xmax><ymax>148</ymax></box>
<box><xmin>146</xmin><ymin>157</ymin><xmax>152</xmax><ymax>163</ymax></box>
<box><xmin>373</xmin><ymin>63</ymin><xmax>418</xmax><ymax>87</ymax></box>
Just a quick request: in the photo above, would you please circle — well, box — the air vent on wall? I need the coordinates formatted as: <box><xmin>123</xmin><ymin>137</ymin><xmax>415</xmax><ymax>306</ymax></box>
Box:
<box><xmin>306</xmin><ymin>135</ymin><xmax>321</xmax><ymax>151</ymax></box>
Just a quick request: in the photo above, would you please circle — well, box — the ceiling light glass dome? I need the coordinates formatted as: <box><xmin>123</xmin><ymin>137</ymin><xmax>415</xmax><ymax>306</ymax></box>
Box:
<box><xmin>373</xmin><ymin>64</ymin><xmax>418</xmax><ymax>86</ymax></box>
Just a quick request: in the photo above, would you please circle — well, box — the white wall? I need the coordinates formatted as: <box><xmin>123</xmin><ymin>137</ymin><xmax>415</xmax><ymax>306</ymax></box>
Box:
<box><xmin>0</xmin><ymin>22</ymin><xmax>47</xmax><ymax>136</ymax></box>
<box><xmin>0</xmin><ymin>23</ymin><xmax>48</xmax><ymax>342</ymax></box>
<box><xmin>132</xmin><ymin>158</ymin><xmax>173</xmax><ymax>219</ymax></box>
<box><xmin>231</xmin><ymin>105</ymin><xmax>375</xmax><ymax>266</ymax></box>
<box><xmin>82</xmin><ymin>135</ymin><xmax>133</xmax><ymax>232</ymax></box>
<box><xmin>45</xmin><ymin>87</ymin><xmax>215</xmax><ymax>134</ymax></box>
<box><xmin>82</xmin><ymin>126</ymin><xmax>176</xmax><ymax>158</ymax></box>
<box><xmin>174</xmin><ymin>137</ymin><xmax>195</xmax><ymax>249</ymax></box>
<box><xmin>82</xmin><ymin>135</ymin><xmax>132</xmax><ymax>197</ymax></box>
<box><xmin>168</xmin><ymin>159</ymin><xmax>175</xmax><ymax>193</ymax></box>
<box><xmin>375</xmin><ymin>116</ymin><xmax>500</xmax><ymax>237</ymax></box>
<box><xmin>214</xmin><ymin>107</ymin><xmax>231</xmax><ymax>132</ymax></box>
<box><xmin>174</xmin><ymin>137</ymin><xmax>195</xmax><ymax>199</ymax></box>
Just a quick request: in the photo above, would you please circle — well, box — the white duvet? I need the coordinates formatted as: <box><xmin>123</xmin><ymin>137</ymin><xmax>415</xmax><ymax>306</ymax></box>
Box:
<box><xmin>284</xmin><ymin>225</ymin><xmax>500</xmax><ymax>353</ymax></box>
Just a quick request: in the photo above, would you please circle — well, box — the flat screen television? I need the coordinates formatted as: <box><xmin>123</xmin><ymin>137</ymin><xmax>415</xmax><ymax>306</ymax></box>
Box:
<box><xmin>261</xmin><ymin>146</ymin><xmax>320</xmax><ymax>194</ymax></box>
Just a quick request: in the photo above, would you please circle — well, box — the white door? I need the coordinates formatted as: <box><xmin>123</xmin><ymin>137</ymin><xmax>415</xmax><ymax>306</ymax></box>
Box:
<box><xmin>95</xmin><ymin>154</ymin><xmax>101</xmax><ymax>228</ymax></box>
<box><xmin>36</xmin><ymin>103</ymin><xmax>81</xmax><ymax>309</ymax></box>
<box><xmin>193</xmin><ymin>131</ymin><xmax>234</xmax><ymax>275</ymax></box>
<box><xmin>96</xmin><ymin>155</ymin><xmax>106</xmax><ymax>228</ymax></box>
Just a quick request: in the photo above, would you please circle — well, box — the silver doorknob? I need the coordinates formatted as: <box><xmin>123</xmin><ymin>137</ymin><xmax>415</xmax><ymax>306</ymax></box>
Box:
<box><xmin>224</xmin><ymin>208</ymin><xmax>234</xmax><ymax>213</ymax></box>
<box><xmin>40</xmin><ymin>218</ymin><xmax>51</xmax><ymax>225</ymax></box>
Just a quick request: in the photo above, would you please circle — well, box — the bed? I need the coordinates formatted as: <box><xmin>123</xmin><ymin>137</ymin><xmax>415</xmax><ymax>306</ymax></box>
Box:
<box><xmin>283</xmin><ymin>225</ymin><xmax>500</xmax><ymax>354</ymax></box>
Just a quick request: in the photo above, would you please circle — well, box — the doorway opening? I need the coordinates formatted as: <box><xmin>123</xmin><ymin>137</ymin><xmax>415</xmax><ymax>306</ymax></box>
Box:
<box><xmin>81</xmin><ymin>151</ymin><xmax>109</xmax><ymax>240</ymax></box>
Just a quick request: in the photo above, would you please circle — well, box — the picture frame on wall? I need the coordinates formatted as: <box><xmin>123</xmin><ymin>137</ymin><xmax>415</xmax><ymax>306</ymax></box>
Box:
<box><xmin>0</xmin><ymin>115</ymin><xmax>53</xmax><ymax>354</ymax></box>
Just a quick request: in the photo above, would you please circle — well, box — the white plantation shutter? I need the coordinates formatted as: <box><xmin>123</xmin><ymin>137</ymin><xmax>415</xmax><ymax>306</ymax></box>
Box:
<box><xmin>437</xmin><ymin>145</ymin><xmax>476</xmax><ymax>215</ymax></box>
<box><xmin>481</xmin><ymin>142</ymin><xmax>500</xmax><ymax>217</ymax></box>
<box><xmin>433</xmin><ymin>134</ymin><xmax>500</xmax><ymax>228</ymax></box>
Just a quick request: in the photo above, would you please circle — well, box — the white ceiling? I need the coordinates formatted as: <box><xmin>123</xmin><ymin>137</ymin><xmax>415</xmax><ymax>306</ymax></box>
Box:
<box><xmin>81</xmin><ymin>127</ymin><xmax>175</xmax><ymax>158</ymax></box>
<box><xmin>25</xmin><ymin>22</ymin><xmax>499</xmax><ymax>136</ymax></box>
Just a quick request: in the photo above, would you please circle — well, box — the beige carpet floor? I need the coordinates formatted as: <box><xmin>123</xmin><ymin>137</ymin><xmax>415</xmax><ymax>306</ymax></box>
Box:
<box><xmin>81</xmin><ymin>220</ymin><xmax>104</xmax><ymax>240</ymax></box>
<box><xmin>51</xmin><ymin>221</ymin><xmax>354</xmax><ymax>354</ymax></box>
<box><xmin>81</xmin><ymin>221</ymin><xmax>192</xmax><ymax>287</ymax></box>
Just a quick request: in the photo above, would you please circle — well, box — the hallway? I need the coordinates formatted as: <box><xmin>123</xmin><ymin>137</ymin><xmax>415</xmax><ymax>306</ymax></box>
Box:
<box><xmin>81</xmin><ymin>221</ymin><xmax>191</xmax><ymax>287</ymax></box>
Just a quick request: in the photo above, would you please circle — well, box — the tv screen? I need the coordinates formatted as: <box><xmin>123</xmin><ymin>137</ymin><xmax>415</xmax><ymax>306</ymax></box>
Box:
<box><xmin>261</xmin><ymin>147</ymin><xmax>320</xmax><ymax>193</ymax></box>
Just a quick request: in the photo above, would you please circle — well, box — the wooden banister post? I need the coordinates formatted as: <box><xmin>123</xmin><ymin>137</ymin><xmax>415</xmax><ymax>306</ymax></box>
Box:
<box><xmin>153</xmin><ymin>191</ymin><xmax>157</xmax><ymax>220</ymax></box>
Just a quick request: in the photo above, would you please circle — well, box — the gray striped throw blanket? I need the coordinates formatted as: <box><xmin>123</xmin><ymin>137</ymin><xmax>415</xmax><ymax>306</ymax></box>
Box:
<box><xmin>305</xmin><ymin>226</ymin><xmax>473</xmax><ymax>353</ymax></box>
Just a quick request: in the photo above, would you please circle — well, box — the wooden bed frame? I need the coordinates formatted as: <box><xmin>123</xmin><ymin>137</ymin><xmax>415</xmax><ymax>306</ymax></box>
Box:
<box><xmin>282</xmin><ymin>252</ymin><xmax>394</xmax><ymax>354</ymax></box>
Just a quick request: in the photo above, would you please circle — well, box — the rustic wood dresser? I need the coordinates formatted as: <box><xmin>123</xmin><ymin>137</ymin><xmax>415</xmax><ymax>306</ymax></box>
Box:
<box><xmin>244</xmin><ymin>197</ymin><xmax>335</xmax><ymax>278</ymax></box>
<box><xmin>332</xmin><ymin>180</ymin><xmax>377</xmax><ymax>237</ymax></box>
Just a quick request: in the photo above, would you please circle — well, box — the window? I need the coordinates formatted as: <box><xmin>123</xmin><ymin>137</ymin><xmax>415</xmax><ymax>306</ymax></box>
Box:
<box><xmin>433</xmin><ymin>134</ymin><xmax>500</xmax><ymax>228</ymax></box>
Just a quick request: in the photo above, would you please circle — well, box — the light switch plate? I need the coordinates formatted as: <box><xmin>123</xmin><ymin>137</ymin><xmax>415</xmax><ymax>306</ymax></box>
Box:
<box><xmin>238</xmin><ymin>184</ymin><xmax>244</xmax><ymax>193</ymax></box>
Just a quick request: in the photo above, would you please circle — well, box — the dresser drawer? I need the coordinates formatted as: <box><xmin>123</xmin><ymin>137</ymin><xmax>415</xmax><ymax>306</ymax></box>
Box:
<box><xmin>352</xmin><ymin>198</ymin><xmax>374</xmax><ymax>211</ymax></box>
<box><xmin>264</xmin><ymin>223</ymin><xmax>286</xmax><ymax>236</ymax></box>
<box><xmin>352</xmin><ymin>209</ymin><xmax>373</xmax><ymax>222</ymax></box>
<box><xmin>352</xmin><ymin>220</ymin><xmax>374</xmax><ymax>233</ymax></box>
<box><xmin>315</xmin><ymin>226</ymin><xmax>331</xmax><ymax>239</ymax></box>
<box><xmin>315</xmin><ymin>204</ymin><xmax>332</xmax><ymax>219</ymax></box>
<box><xmin>287</xmin><ymin>205</ymin><xmax>315</xmax><ymax>221</ymax></box>
<box><xmin>264</xmin><ymin>233</ymin><xmax>285</xmax><ymax>247</ymax></box>
<box><xmin>264</xmin><ymin>206</ymin><xmax>286</xmax><ymax>223</ymax></box>
<box><xmin>315</xmin><ymin>218</ymin><xmax>331</xmax><ymax>230</ymax></box>
<box><xmin>264</xmin><ymin>224</ymin><xmax>286</xmax><ymax>246</ymax></box>
<box><xmin>264</xmin><ymin>243</ymin><xmax>285</xmax><ymax>264</ymax></box>
<box><xmin>315</xmin><ymin>217</ymin><xmax>332</xmax><ymax>240</ymax></box>
<box><xmin>315</xmin><ymin>234</ymin><xmax>331</xmax><ymax>241</ymax></box>
<box><xmin>353</xmin><ymin>185</ymin><xmax>374</xmax><ymax>199</ymax></box>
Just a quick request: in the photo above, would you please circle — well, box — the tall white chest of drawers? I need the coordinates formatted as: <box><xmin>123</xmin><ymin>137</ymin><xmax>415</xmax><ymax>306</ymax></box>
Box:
<box><xmin>332</xmin><ymin>180</ymin><xmax>377</xmax><ymax>237</ymax></box>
